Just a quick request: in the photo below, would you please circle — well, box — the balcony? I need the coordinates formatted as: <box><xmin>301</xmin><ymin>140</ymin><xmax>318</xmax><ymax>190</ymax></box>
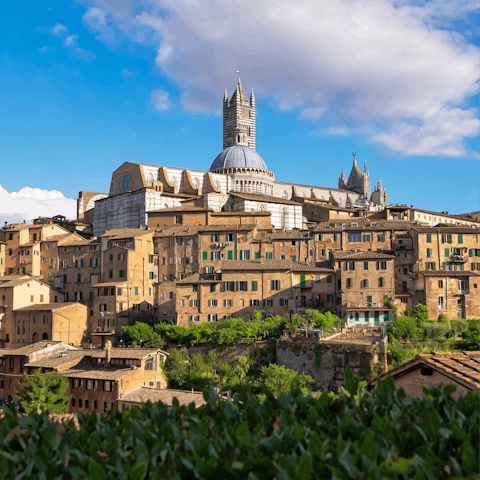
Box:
<box><xmin>202</xmin><ymin>273</ymin><xmax>222</xmax><ymax>282</ymax></box>
<box><xmin>395</xmin><ymin>245</ymin><xmax>413</xmax><ymax>251</ymax></box>
<box><xmin>451</xmin><ymin>255</ymin><xmax>467</xmax><ymax>263</ymax></box>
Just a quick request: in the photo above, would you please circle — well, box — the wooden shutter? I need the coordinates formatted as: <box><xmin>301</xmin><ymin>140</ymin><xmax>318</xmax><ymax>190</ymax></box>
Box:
<box><xmin>228</xmin><ymin>250</ymin><xmax>233</xmax><ymax>260</ymax></box>
<box><xmin>203</xmin><ymin>251</ymin><xmax>207</xmax><ymax>260</ymax></box>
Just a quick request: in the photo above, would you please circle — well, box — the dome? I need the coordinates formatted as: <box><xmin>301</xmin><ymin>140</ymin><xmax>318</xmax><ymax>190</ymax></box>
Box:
<box><xmin>210</xmin><ymin>145</ymin><xmax>268</xmax><ymax>172</ymax></box>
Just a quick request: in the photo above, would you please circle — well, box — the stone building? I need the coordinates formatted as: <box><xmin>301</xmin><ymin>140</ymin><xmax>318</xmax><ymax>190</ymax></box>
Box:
<box><xmin>11</xmin><ymin>302</ymin><xmax>87</xmax><ymax>347</ymax></box>
<box><xmin>332</xmin><ymin>250</ymin><xmax>396</xmax><ymax>324</ymax></box>
<box><xmin>0</xmin><ymin>241</ymin><xmax>5</xmax><ymax>277</ymax></box>
<box><xmin>174</xmin><ymin>259</ymin><xmax>335</xmax><ymax>326</ymax></box>
<box><xmin>369</xmin><ymin>352</ymin><xmax>480</xmax><ymax>400</ymax></box>
<box><xmin>86</xmin><ymin>79</ymin><xmax>388</xmax><ymax>236</ymax></box>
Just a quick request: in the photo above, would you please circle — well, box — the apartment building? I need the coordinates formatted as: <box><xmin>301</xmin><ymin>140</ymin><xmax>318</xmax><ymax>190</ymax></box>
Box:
<box><xmin>0</xmin><ymin>241</ymin><xmax>5</xmax><ymax>277</ymax></box>
<box><xmin>332</xmin><ymin>251</ymin><xmax>395</xmax><ymax>325</ymax></box>
<box><xmin>175</xmin><ymin>259</ymin><xmax>335</xmax><ymax>326</ymax></box>
<box><xmin>0</xmin><ymin>341</ymin><xmax>168</xmax><ymax>415</ymax></box>
<box><xmin>0</xmin><ymin>276</ymin><xmax>63</xmax><ymax>347</ymax></box>
<box><xmin>12</xmin><ymin>302</ymin><xmax>88</xmax><ymax>346</ymax></box>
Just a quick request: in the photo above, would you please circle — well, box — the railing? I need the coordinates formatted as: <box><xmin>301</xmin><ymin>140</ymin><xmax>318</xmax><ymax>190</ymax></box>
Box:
<box><xmin>451</xmin><ymin>255</ymin><xmax>467</xmax><ymax>263</ymax></box>
<box><xmin>458</xmin><ymin>289</ymin><xmax>468</xmax><ymax>295</ymax></box>
<box><xmin>202</xmin><ymin>273</ymin><xmax>222</xmax><ymax>281</ymax></box>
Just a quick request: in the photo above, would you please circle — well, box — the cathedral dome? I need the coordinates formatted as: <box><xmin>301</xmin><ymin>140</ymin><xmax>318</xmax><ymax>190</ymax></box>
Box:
<box><xmin>210</xmin><ymin>145</ymin><xmax>268</xmax><ymax>172</ymax></box>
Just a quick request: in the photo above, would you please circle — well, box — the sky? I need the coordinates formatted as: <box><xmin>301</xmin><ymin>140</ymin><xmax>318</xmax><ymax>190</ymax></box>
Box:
<box><xmin>0</xmin><ymin>0</ymin><xmax>479</xmax><ymax>224</ymax></box>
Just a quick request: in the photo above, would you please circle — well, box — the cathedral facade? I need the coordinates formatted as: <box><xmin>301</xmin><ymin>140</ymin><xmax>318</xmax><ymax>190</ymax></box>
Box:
<box><xmin>88</xmin><ymin>79</ymin><xmax>388</xmax><ymax>236</ymax></box>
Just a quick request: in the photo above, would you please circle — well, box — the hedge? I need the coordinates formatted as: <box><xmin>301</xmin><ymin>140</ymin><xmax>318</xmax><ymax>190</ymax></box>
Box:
<box><xmin>0</xmin><ymin>371</ymin><xmax>478</xmax><ymax>479</ymax></box>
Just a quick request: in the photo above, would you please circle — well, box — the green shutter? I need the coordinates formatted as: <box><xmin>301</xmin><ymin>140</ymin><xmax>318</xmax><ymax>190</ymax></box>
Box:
<box><xmin>380</xmin><ymin>277</ymin><xmax>385</xmax><ymax>287</ymax></box>
<box><xmin>249</xmin><ymin>300</ymin><xmax>252</xmax><ymax>306</ymax></box>
<box><xmin>135</xmin><ymin>287</ymin><xmax>139</xmax><ymax>295</ymax></box>
<box><xmin>441</xmin><ymin>235</ymin><xmax>445</xmax><ymax>244</ymax></box>
<box><xmin>149</xmin><ymin>287</ymin><xmax>152</xmax><ymax>295</ymax></box>
<box><xmin>445</xmin><ymin>248</ymin><xmax>450</xmax><ymax>257</ymax></box>
<box><xmin>236</xmin><ymin>281</ymin><xmax>239</xmax><ymax>292</ymax></box>
<box><xmin>300</xmin><ymin>274</ymin><xmax>305</xmax><ymax>286</ymax></box>
<box><xmin>252</xmin><ymin>281</ymin><xmax>258</xmax><ymax>291</ymax></box>
<box><xmin>471</xmin><ymin>263</ymin><xmax>475</xmax><ymax>271</ymax></box>
<box><xmin>432</xmin><ymin>262</ymin><xmax>436</xmax><ymax>270</ymax></box>
<box><xmin>222</xmin><ymin>282</ymin><xmax>225</xmax><ymax>292</ymax></box>
<box><xmin>271</xmin><ymin>280</ymin><xmax>274</xmax><ymax>290</ymax></box>
<box><xmin>255</xmin><ymin>252</ymin><xmax>259</xmax><ymax>259</ymax></box>
<box><xmin>227</xmin><ymin>250</ymin><xmax>233</xmax><ymax>260</ymax></box>
<box><xmin>469</xmin><ymin>249</ymin><xmax>474</xmax><ymax>257</ymax></box>
<box><xmin>458</xmin><ymin>234</ymin><xmax>463</xmax><ymax>244</ymax></box>
<box><xmin>426</xmin><ymin>234</ymin><xmax>431</xmax><ymax>243</ymax></box>
<box><xmin>280</xmin><ymin>298</ymin><xmax>284</xmax><ymax>306</ymax></box>
<box><xmin>327</xmin><ymin>275</ymin><xmax>332</xmax><ymax>284</ymax></box>
<box><xmin>210</xmin><ymin>252</ymin><xmax>213</xmax><ymax>260</ymax></box>
<box><xmin>334</xmin><ymin>234</ymin><xmax>338</xmax><ymax>241</ymax></box>
<box><xmin>117</xmin><ymin>288</ymin><xmax>121</xmax><ymax>295</ymax></box>
<box><xmin>367</xmin><ymin>296</ymin><xmax>372</xmax><ymax>303</ymax></box>
<box><xmin>364</xmin><ymin>262</ymin><xmax>368</xmax><ymax>270</ymax></box>
<box><xmin>365</xmin><ymin>311</ymin><xmax>369</xmax><ymax>321</ymax></box>
<box><xmin>203</xmin><ymin>251</ymin><xmax>207</xmax><ymax>260</ymax></box>
<box><xmin>109</xmin><ymin>254</ymin><xmax>113</xmax><ymax>261</ymax></box>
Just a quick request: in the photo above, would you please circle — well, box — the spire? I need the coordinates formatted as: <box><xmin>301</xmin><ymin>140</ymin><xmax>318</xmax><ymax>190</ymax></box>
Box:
<box><xmin>377</xmin><ymin>177</ymin><xmax>382</xmax><ymax>190</ymax></box>
<box><xmin>223</xmin><ymin>89</ymin><xmax>228</xmax><ymax>102</ymax></box>
<box><xmin>250</xmin><ymin>88</ymin><xmax>255</xmax><ymax>107</ymax></box>
<box><xmin>363</xmin><ymin>159</ymin><xmax>369</xmax><ymax>176</ymax></box>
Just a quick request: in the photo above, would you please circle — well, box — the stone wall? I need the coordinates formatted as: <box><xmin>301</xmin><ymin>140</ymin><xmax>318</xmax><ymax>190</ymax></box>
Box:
<box><xmin>276</xmin><ymin>330</ymin><xmax>387</xmax><ymax>389</ymax></box>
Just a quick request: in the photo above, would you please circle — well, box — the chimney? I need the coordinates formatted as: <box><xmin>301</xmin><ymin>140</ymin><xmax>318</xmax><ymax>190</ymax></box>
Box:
<box><xmin>105</xmin><ymin>340</ymin><xmax>112</xmax><ymax>365</ymax></box>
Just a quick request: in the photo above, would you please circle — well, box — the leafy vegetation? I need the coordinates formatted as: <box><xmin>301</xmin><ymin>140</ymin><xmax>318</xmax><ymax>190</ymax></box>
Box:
<box><xmin>412</xmin><ymin>303</ymin><xmax>429</xmax><ymax>325</ymax></box>
<box><xmin>122</xmin><ymin>310</ymin><xmax>341</xmax><ymax>348</ymax></box>
<box><xmin>0</xmin><ymin>371</ymin><xmax>478</xmax><ymax>479</ymax></box>
<box><xmin>15</xmin><ymin>369</ymin><xmax>70</xmax><ymax>415</ymax></box>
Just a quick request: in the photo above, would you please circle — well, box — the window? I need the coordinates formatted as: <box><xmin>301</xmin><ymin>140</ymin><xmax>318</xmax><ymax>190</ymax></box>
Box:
<box><xmin>264</xmin><ymin>299</ymin><xmax>273</xmax><ymax>307</ymax></box>
<box><xmin>315</xmin><ymin>275</ymin><xmax>321</xmax><ymax>283</ymax></box>
<box><xmin>346</xmin><ymin>278</ymin><xmax>353</xmax><ymax>288</ymax></box>
<box><xmin>334</xmin><ymin>234</ymin><xmax>338</xmax><ymax>241</ymax></box>
<box><xmin>144</xmin><ymin>359</ymin><xmax>155</xmax><ymax>371</ymax></box>
<box><xmin>458</xmin><ymin>234</ymin><xmax>463</xmax><ymax>244</ymax></box>
<box><xmin>279</xmin><ymin>298</ymin><xmax>289</xmax><ymax>306</ymax></box>
<box><xmin>363</xmin><ymin>235</ymin><xmax>371</xmax><ymax>242</ymax></box>
<box><xmin>169</xmin><ymin>292</ymin><xmax>174</xmax><ymax>299</ymax></box>
<box><xmin>90</xmin><ymin>258</ymin><xmax>98</xmax><ymax>267</ymax></box>
<box><xmin>175</xmin><ymin>237</ymin><xmax>183</xmax><ymax>246</ymax></box>
<box><xmin>202</xmin><ymin>251</ymin><xmax>208</xmax><ymax>260</ymax></box>
<box><xmin>208</xmin><ymin>300</ymin><xmax>218</xmax><ymax>307</ymax></box>
<box><xmin>119</xmin><ymin>270</ymin><xmax>126</xmax><ymax>278</ymax></box>
<box><xmin>189</xmin><ymin>315</ymin><xmax>200</xmax><ymax>322</ymax></box>
<box><xmin>226</xmin><ymin>233</ymin><xmax>235</xmax><ymax>241</ymax></box>
<box><xmin>271</xmin><ymin>280</ymin><xmax>281</xmax><ymax>290</ymax></box>
<box><xmin>211</xmin><ymin>252</ymin><xmax>220</xmax><ymax>260</ymax></box>
<box><xmin>120</xmin><ymin>174</ymin><xmax>131</xmax><ymax>193</ymax></box>
<box><xmin>249</xmin><ymin>299</ymin><xmax>260</xmax><ymax>306</ymax></box>
<box><xmin>425</xmin><ymin>262</ymin><xmax>436</xmax><ymax>271</ymax></box>
<box><xmin>109</xmin><ymin>254</ymin><xmax>113</xmax><ymax>261</ymax></box>
<box><xmin>251</xmin><ymin>281</ymin><xmax>258</xmax><ymax>291</ymax></box>
<box><xmin>76</xmin><ymin>259</ymin><xmax>83</xmax><ymax>268</ymax></box>
<box><xmin>326</xmin><ymin>275</ymin><xmax>332</xmax><ymax>284</ymax></box>
<box><xmin>363</xmin><ymin>262</ymin><xmax>369</xmax><ymax>271</ymax></box>
<box><xmin>438</xmin><ymin>296</ymin><xmax>444</xmax><ymax>309</ymax></box>
<box><xmin>148</xmin><ymin>255</ymin><xmax>154</xmax><ymax>264</ymax></box>
<box><xmin>179</xmin><ymin>257</ymin><xmax>184</xmax><ymax>264</ymax></box>
<box><xmin>426</xmin><ymin>234</ymin><xmax>432</xmax><ymax>243</ymax></box>
<box><xmin>362</xmin><ymin>279</ymin><xmax>369</xmax><ymax>288</ymax></box>
<box><xmin>118</xmin><ymin>253</ymin><xmax>125</xmax><ymax>261</ymax></box>
<box><xmin>175</xmin><ymin>215</ymin><xmax>183</xmax><ymax>224</ymax></box>
<box><xmin>347</xmin><ymin>233</ymin><xmax>361</xmax><ymax>242</ymax></box>
<box><xmin>376</xmin><ymin>261</ymin><xmax>387</xmax><ymax>270</ymax></box>
<box><xmin>208</xmin><ymin>314</ymin><xmax>217</xmax><ymax>322</ymax></box>
<box><xmin>377</xmin><ymin>234</ymin><xmax>385</xmax><ymax>242</ymax></box>
<box><xmin>265</xmin><ymin>252</ymin><xmax>273</xmax><ymax>259</ymax></box>
<box><xmin>224</xmin><ymin>299</ymin><xmax>233</xmax><ymax>307</ymax></box>
<box><xmin>426</xmin><ymin>248</ymin><xmax>432</xmax><ymax>258</ymax></box>
<box><xmin>211</xmin><ymin>234</ymin><xmax>220</xmax><ymax>242</ymax></box>
<box><xmin>169</xmin><ymin>257</ymin><xmax>174</xmax><ymax>264</ymax></box>
<box><xmin>61</xmin><ymin>260</ymin><xmax>67</xmax><ymax>268</ymax></box>
<box><xmin>367</xmin><ymin>295</ymin><xmax>372</xmax><ymax>304</ymax></box>
<box><xmin>344</xmin><ymin>262</ymin><xmax>355</xmax><ymax>271</ymax></box>
<box><xmin>86</xmin><ymin>380</ymin><xmax>98</xmax><ymax>391</ymax></box>
<box><xmin>149</xmin><ymin>272</ymin><xmax>154</xmax><ymax>279</ymax></box>
<box><xmin>379</xmin><ymin>277</ymin><xmax>386</xmax><ymax>287</ymax></box>
<box><xmin>239</xmin><ymin>281</ymin><xmax>248</xmax><ymax>291</ymax></box>
<box><xmin>193</xmin><ymin>285</ymin><xmax>198</xmax><ymax>292</ymax></box>
<box><xmin>240</xmin><ymin>250</ymin><xmax>250</xmax><ymax>260</ymax></box>
<box><xmin>168</xmin><ymin>239</ymin><xmax>174</xmax><ymax>246</ymax></box>
<box><xmin>180</xmin><ymin>299</ymin><xmax>185</xmax><ymax>307</ymax></box>
<box><xmin>292</xmin><ymin>255</ymin><xmax>297</xmax><ymax>262</ymax></box>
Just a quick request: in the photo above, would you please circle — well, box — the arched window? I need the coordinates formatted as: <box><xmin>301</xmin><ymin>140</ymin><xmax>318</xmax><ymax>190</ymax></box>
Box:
<box><xmin>42</xmin><ymin>333</ymin><xmax>48</xmax><ymax>340</ymax></box>
<box><xmin>32</xmin><ymin>333</ymin><xmax>38</xmax><ymax>343</ymax></box>
<box><xmin>237</xmin><ymin>135</ymin><xmax>240</xmax><ymax>143</ymax></box>
<box><xmin>120</xmin><ymin>174</ymin><xmax>131</xmax><ymax>193</ymax></box>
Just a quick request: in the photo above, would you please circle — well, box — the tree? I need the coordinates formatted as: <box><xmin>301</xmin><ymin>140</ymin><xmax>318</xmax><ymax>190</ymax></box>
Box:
<box><xmin>412</xmin><ymin>304</ymin><xmax>429</xmax><ymax>326</ymax></box>
<box><xmin>16</xmin><ymin>368</ymin><xmax>70</xmax><ymax>415</ymax></box>
<box><xmin>391</xmin><ymin>315</ymin><xmax>418</xmax><ymax>341</ymax></box>
<box><xmin>438</xmin><ymin>313</ymin><xmax>451</xmax><ymax>331</ymax></box>
<box><xmin>464</xmin><ymin>319</ymin><xmax>480</xmax><ymax>350</ymax></box>
<box><xmin>451</xmin><ymin>319</ymin><xmax>468</xmax><ymax>340</ymax></box>
<box><xmin>121</xmin><ymin>322</ymin><xmax>154</xmax><ymax>346</ymax></box>
<box><xmin>258</xmin><ymin>364</ymin><xmax>312</xmax><ymax>398</ymax></box>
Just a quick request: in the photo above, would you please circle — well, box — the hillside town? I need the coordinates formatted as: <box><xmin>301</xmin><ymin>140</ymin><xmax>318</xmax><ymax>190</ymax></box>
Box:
<box><xmin>1</xmin><ymin>79</ymin><xmax>479</xmax><ymax>413</ymax></box>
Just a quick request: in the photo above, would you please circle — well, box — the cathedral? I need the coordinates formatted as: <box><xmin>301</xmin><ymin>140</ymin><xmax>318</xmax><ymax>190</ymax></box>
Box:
<box><xmin>80</xmin><ymin>79</ymin><xmax>388</xmax><ymax>236</ymax></box>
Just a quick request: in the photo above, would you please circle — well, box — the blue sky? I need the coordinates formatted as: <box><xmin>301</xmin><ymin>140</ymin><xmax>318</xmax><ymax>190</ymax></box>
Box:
<box><xmin>0</xmin><ymin>0</ymin><xmax>479</xmax><ymax>223</ymax></box>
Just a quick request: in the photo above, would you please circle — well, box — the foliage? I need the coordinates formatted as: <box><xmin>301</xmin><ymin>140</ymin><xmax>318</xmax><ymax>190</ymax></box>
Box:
<box><xmin>389</xmin><ymin>315</ymin><xmax>418</xmax><ymax>341</ymax></box>
<box><xmin>314</xmin><ymin>343</ymin><xmax>323</xmax><ymax>368</ymax></box>
<box><xmin>412</xmin><ymin>303</ymin><xmax>429</xmax><ymax>326</ymax></box>
<box><xmin>383</xmin><ymin>295</ymin><xmax>398</xmax><ymax>320</ymax></box>
<box><xmin>464</xmin><ymin>319</ymin><xmax>480</xmax><ymax>350</ymax></box>
<box><xmin>257</xmin><ymin>364</ymin><xmax>313</xmax><ymax>398</ymax></box>
<box><xmin>437</xmin><ymin>313</ymin><xmax>451</xmax><ymax>330</ymax></box>
<box><xmin>420</xmin><ymin>322</ymin><xmax>449</xmax><ymax>341</ymax></box>
<box><xmin>1</xmin><ymin>373</ymin><xmax>479</xmax><ymax>479</ymax></box>
<box><xmin>15</xmin><ymin>368</ymin><xmax>70</xmax><ymax>415</ymax></box>
<box><xmin>450</xmin><ymin>319</ymin><xmax>468</xmax><ymax>339</ymax></box>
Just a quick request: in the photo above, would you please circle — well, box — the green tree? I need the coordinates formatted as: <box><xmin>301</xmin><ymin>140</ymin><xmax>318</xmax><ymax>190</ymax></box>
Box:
<box><xmin>16</xmin><ymin>368</ymin><xmax>70</xmax><ymax>415</ymax></box>
<box><xmin>451</xmin><ymin>319</ymin><xmax>468</xmax><ymax>339</ymax></box>
<box><xmin>164</xmin><ymin>348</ymin><xmax>190</xmax><ymax>388</ymax></box>
<box><xmin>464</xmin><ymin>319</ymin><xmax>480</xmax><ymax>350</ymax></box>
<box><xmin>438</xmin><ymin>313</ymin><xmax>451</xmax><ymax>331</ymax></box>
<box><xmin>258</xmin><ymin>364</ymin><xmax>312</xmax><ymax>398</ymax></box>
<box><xmin>412</xmin><ymin>303</ymin><xmax>429</xmax><ymax>326</ymax></box>
<box><xmin>121</xmin><ymin>322</ymin><xmax>154</xmax><ymax>346</ymax></box>
<box><xmin>391</xmin><ymin>315</ymin><xmax>418</xmax><ymax>341</ymax></box>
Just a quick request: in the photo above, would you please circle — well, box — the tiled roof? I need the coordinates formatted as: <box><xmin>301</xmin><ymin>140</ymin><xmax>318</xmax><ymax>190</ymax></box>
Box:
<box><xmin>149</xmin><ymin>206</ymin><xmax>211</xmax><ymax>213</ymax></box>
<box><xmin>176</xmin><ymin>273</ymin><xmax>219</xmax><ymax>285</ymax></box>
<box><xmin>13</xmin><ymin>302</ymin><xmax>82</xmax><ymax>312</ymax></box>
<box><xmin>315</xmin><ymin>220</ymin><xmax>415</xmax><ymax>232</ymax></box>
<box><xmin>0</xmin><ymin>275</ymin><xmax>31</xmax><ymax>283</ymax></box>
<box><xmin>0</xmin><ymin>277</ymin><xmax>34</xmax><ymax>288</ymax></box>
<box><xmin>94</xmin><ymin>281</ymin><xmax>127</xmax><ymax>287</ymax></box>
<box><xmin>412</xmin><ymin>226</ymin><xmax>479</xmax><ymax>234</ymax></box>
<box><xmin>25</xmin><ymin>351</ymin><xmax>87</xmax><ymax>369</ymax></box>
<box><xmin>256</xmin><ymin>230</ymin><xmax>308</xmax><ymax>241</ymax></box>
<box><xmin>154</xmin><ymin>224</ymin><xmax>255</xmax><ymax>238</ymax></box>
<box><xmin>211</xmin><ymin>211</ymin><xmax>271</xmax><ymax>217</ymax></box>
<box><xmin>20</xmin><ymin>241</ymin><xmax>41</xmax><ymax>247</ymax></box>
<box><xmin>221</xmin><ymin>259</ymin><xmax>334</xmax><ymax>272</ymax></box>
<box><xmin>417</xmin><ymin>270</ymin><xmax>480</xmax><ymax>277</ymax></box>
<box><xmin>371</xmin><ymin>352</ymin><xmax>480</xmax><ymax>391</ymax></box>
<box><xmin>64</xmin><ymin>366</ymin><xmax>136</xmax><ymax>381</ymax></box>
<box><xmin>230</xmin><ymin>191</ymin><xmax>301</xmax><ymax>206</ymax></box>
<box><xmin>102</xmin><ymin>228</ymin><xmax>153</xmax><ymax>239</ymax></box>
<box><xmin>332</xmin><ymin>251</ymin><xmax>395</xmax><ymax>260</ymax></box>
<box><xmin>119</xmin><ymin>387</ymin><xmax>206</xmax><ymax>407</ymax></box>
<box><xmin>7</xmin><ymin>341</ymin><xmax>69</xmax><ymax>356</ymax></box>
<box><xmin>0</xmin><ymin>349</ymin><xmax>19</xmax><ymax>357</ymax></box>
<box><xmin>413</xmin><ymin>207</ymin><xmax>480</xmax><ymax>222</ymax></box>
<box><xmin>40</xmin><ymin>234</ymin><xmax>72</xmax><ymax>243</ymax></box>
<box><xmin>86</xmin><ymin>347</ymin><xmax>168</xmax><ymax>359</ymax></box>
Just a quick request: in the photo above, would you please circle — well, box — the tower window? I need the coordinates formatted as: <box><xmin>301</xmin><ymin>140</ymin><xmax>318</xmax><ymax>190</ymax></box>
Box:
<box><xmin>237</xmin><ymin>135</ymin><xmax>240</xmax><ymax>142</ymax></box>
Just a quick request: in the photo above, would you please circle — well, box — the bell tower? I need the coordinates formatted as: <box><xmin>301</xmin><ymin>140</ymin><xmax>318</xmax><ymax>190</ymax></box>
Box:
<box><xmin>223</xmin><ymin>78</ymin><xmax>256</xmax><ymax>151</ymax></box>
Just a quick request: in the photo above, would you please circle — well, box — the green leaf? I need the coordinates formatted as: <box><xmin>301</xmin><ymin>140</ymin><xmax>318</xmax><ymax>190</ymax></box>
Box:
<box><xmin>88</xmin><ymin>460</ymin><xmax>107</xmax><ymax>480</ymax></box>
<box><xmin>129</xmin><ymin>461</ymin><xmax>148</xmax><ymax>480</ymax></box>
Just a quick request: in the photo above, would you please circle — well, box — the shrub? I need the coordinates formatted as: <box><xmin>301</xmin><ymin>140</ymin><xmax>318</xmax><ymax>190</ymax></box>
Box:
<box><xmin>464</xmin><ymin>319</ymin><xmax>480</xmax><ymax>350</ymax></box>
<box><xmin>0</xmin><ymin>374</ymin><xmax>478</xmax><ymax>479</ymax></box>
<box><xmin>412</xmin><ymin>303</ymin><xmax>429</xmax><ymax>325</ymax></box>
<box><xmin>438</xmin><ymin>313</ymin><xmax>451</xmax><ymax>330</ymax></box>
<box><xmin>390</xmin><ymin>315</ymin><xmax>418</xmax><ymax>341</ymax></box>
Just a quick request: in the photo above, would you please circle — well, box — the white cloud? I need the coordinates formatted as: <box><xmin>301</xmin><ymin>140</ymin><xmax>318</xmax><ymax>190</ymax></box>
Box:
<box><xmin>52</xmin><ymin>23</ymin><xmax>68</xmax><ymax>36</ymax></box>
<box><xmin>84</xmin><ymin>0</ymin><xmax>479</xmax><ymax>158</ymax></box>
<box><xmin>121</xmin><ymin>68</ymin><xmax>134</xmax><ymax>77</ymax></box>
<box><xmin>0</xmin><ymin>185</ymin><xmax>76</xmax><ymax>225</ymax></box>
<box><xmin>73</xmin><ymin>48</ymin><xmax>97</xmax><ymax>61</ymax></box>
<box><xmin>313</xmin><ymin>126</ymin><xmax>350</xmax><ymax>137</ymax></box>
<box><xmin>151</xmin><ymin>89</ymin><xmax>171</xmax><ymax>111</ymax></box>
<box><xmin>38</xmin><ymin>45</ymin><xmax>56</xmax><ymax>53</ymax></box>
<box><xmin>64</xmin><ymin>34</ymin><xmax>78</xmax><ymax>47</ymax></box>
<box><xmin>82</xmin><ymin>7</ymin><xmax>107</xmax><ymax>30</ymax></box>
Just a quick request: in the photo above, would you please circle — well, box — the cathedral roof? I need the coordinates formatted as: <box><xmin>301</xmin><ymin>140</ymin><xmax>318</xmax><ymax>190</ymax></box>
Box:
<box><xmin>210</xmin><ymin>145</ymin><xmax>268</xmax><ymax>171</ymax></box>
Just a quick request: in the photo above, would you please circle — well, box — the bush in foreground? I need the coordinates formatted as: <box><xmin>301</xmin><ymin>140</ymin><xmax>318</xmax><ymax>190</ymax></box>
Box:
<box><xmin>0</xmin><ymin>370</ymin><xmax>478</xmax><ymax>479</ymax></box>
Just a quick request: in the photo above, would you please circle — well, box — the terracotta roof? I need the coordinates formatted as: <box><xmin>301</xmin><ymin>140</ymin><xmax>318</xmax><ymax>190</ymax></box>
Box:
<box><xmin>199</xmin><ymin>225</ymin><xmax>255</xmax><ymax>233</ymax></box>
<box><xmin>148</xmin><ymin>206</ymin><xmax>211</xmax><ymax>213</ymax></box>
<box><xmin>64</xmin><ymin>366</ymin><xmax>136</xmax><ymax>381</ymax></box>
<box><xmin>0</xmin><ymin>275</ymin><xmax>31</xmax><ymax>283</ymax></box>
<box><xmin>25</xmin><ymin>351</ymin><xmax>87</xmax><ymax>369</ymax></box>
<box><xmin>86</xmin><ymin>347</ymin><xmax>168</xmax><ymax>359</ymax></box>
<box><xmin>256</xmin><ymin>230</ymin><xmax>308</xmax><ymax>241</ymax></box>
<box><xmin>94</xmin><ymin>281</ymin><xmax>127</xmax><ymax>287</ymax></box>
<box><xmin>13</xmin><ymin>302</ymin><xmax>83</xmax><ymax>312</ymax></box>
<box><xmin>315</xmin><ymin>220</ymin><xmax>415</xmax><ymax>232</ymax></box>
<box><xmin>102</xmin><ymin>228</ymin><xmax>153</xmax><ymax>239</ymax></box>
<box><xmin>40</xmin><ymin>234</ymin><xmax>71</xmax><ymax>243</ymax></box>
<box><xmin>6</xmin><ymin>341</ymin><xmax>71</xmax><ymax>357</ymax></box>
<box><xmin>412</xmin><ymin>226</ymin><xmax>479</xmax><ymax>234</ymax></box>
<box><xmin>20</xmin><ymin>241</ymin><xmax>41</xmax><ymax>247</ymax></box>
<box><xmin>211</xmin><ymin>211</ymin><xmax>271</xmax><ymax>217</ymax></box>
<box><xmin>370</xmin><ymin>352</ymin><xmax>480</xmax><ymax>391</ymax></box>
<box><xmin>417</xmin><ymin>270</ymin><xmax>480</xmax><ymax>277</ymax></box>
<box><xmin>0</xmin><ymin>277</ymin><xmax>34</xmax><ymax>288</ymax></box>
<box><xmin>0</xmin><ymin>349</ymin><xmax>19</xmax><ymax>357</ymax></box>
<box><xmin>119</xmin><ymin>387</ymin><xmax>206</xmax><ymax>407</ymax></box>
<box><xmin>221</xmin><ymin>259</ymin><xmax>334</xmax><ymax>272</ymax></box>
<box><xmin>230</xmin><ymin>191</ymin><xmax>302</xmax><ymax>206</ymax></box>
<box><xmin>332</xmin><ymin>251</ymin><xmax>395</xmax><ymax>260</ymax></box>
<box><xmin>413</xmin><ymin>208</ymin><xmax>480</xmax><ymax>223</ymax></box>
<box><xmin>154</xmin><ymin>224</ymin><xmax>255</xmax><ymax>238</ymax></box>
